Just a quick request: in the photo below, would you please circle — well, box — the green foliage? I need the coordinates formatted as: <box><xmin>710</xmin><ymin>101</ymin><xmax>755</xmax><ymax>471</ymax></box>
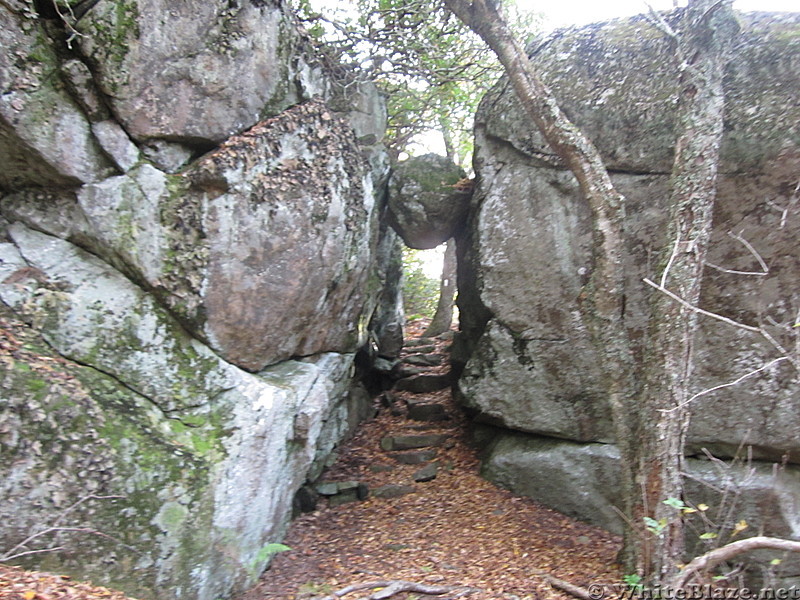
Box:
<box><xmin>622</xmin><ymin>573</ymin><xmax>644</xmax><ymax>591</ymax></box>
<box><xmin>644</xmin><ymin>516</ymin><xmax>667</xmax><ymax>535</ymax></box>
<box><xmin>291</xmin><ymin>0</ymin><xmax>541</xmax><ymax>165</ymax></box>
<box><xmin>402</xmin><ymin>248</ymin><xmax>440</xmax><ymax>319</ymax></box>
<box><xmin>662</xmin><ymin>497</ymin><xmax>688</xmax><ymax>510</ymax></box>
<box><xmin>248</xmin><ymin>543</ymin><xmax>291</xmax><ymax>576</ymax></box>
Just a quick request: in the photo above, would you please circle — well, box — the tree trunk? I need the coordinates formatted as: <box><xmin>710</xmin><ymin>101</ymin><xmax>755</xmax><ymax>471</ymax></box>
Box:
<box><xmin>424</xmin><ymin>238</ymin><xmax>457</xmax><ymax>337</ymax></box>
<box><xmin>638</xmin><ymin>0</ymin><xmax>739</xmax><ymax>583</ymax></box>
<box><xmin>442</xmin><ymin>0</ymin><xmax>639</xmax><ymax>566</ymax></box>
<box><xmin>440</xmin><ymin>115</ymin><xmax>457</xmax><ymax>165</ymax></box>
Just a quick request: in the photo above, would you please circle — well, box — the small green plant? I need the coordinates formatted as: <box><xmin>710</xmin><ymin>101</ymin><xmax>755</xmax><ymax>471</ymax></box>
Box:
<box><xmin>644</xmin><ymin>516</ymin><xmax>667</xmax><ymax>535</ymax></box>
<box><xmin>247</xmin><ymin>542</ymin><xmax>291</xmax><ymax>576</ymax></box>
<box><xmin>622</xmin><ymin>573</ymin><xmax>644</xmax><ymax>592</ymax></box>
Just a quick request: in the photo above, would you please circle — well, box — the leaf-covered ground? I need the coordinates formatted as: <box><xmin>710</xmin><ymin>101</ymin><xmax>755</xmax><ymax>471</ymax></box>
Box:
<box><xmin>239</xmin><ymin>325</ymin><xmax>621</xmax><ymax>600</ymax></box>
<box><xmin>0</xmin><ymin>565</ymin><xmax>136</xmax><ymax>600</ymax></box>
<box><xmin>0</xmin><ymin>322</ymin><xmax>621</xmax><ymax>600</ymax></box>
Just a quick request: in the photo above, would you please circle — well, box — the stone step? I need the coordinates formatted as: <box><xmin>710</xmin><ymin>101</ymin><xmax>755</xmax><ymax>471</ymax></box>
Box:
<box><xmin>394</xmin><ymin>373</ymin><xmax>452</xmax><ymax>393</ymax></box>
<box><xmin>380</xmin><ymin>433</ymin><xmax>448</xmax><ymax>451</ymax></box>
<box><xmin>413</xmin><ymin>461</ymin><xmax>439</xmax><ymax>482</ymax></box>
<box><xmin>407</xmin><ymin>401</ymin><xmax>449</xmax><ymax>422</ymax></box>
<box><xmin>392</xmin><ymin>364</ymin><xmax>425</xmax><ymax>379</ymax></box>
<box><xmin>314</xmin><ymin>480</ymin><xmax>369</xmax><ymax>507</ymax></box>
<box><xmin>404</xmin><ymin>344</ymin><xmax>437</xmax><ymax>354</ymax></box>
<box><xmin>402</xmin><ymin>353</ymin><xmax>443</xmax><ymax>367</ymax></box>
<box><xmin>404</xmin><ymin>337</ymin><xmax>436</xmax><ymax>348</ymax></box>
<box><xmin>373</xmin><ymin>484</ymin><xmax>416</xmax><ymax>499</ymax></box>
<box><xmin>388</xmin><ymin>448</ymin><xmax>438</xmax><ymax>464</ymax></box>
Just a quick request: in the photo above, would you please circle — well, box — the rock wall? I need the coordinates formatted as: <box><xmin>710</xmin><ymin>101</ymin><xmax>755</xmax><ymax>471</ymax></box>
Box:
<box><xmin>0</xmin><ymin>1</ymin><xmax>398</xmax><ymax>599</ymax></box>
<box><xmin>457</xmin><ymin>10</ymin><xmax>800</xmax><ymax>580</ymax></box>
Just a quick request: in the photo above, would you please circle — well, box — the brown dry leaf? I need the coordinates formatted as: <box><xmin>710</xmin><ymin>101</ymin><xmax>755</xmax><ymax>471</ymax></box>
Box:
<box><xmin>239</xmin><ymin>324</ymin><xmax>621</xmax><ymax>600</ymax></box>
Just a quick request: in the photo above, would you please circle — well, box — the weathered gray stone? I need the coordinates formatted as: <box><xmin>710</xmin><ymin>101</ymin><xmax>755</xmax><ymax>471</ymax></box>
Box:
<box><xmin>0</xmin><ymin>3</ymin><xmax>392</xmax><ymax>599</ymax></box>
<box><xmin>405</xmin><ymin>344</ymin><xmax>437</xmax><ymax>354</ymax></box>
<box><xmin>403</xmin><ymin>353</ymin><xmax>443</xmax><ymax>366</ymax></box>
<box><xmin>395</xmin><ymin>373</ymin><xmax>452</xmax><ymax>394</ymax></box>
<box><xmin>0</xmin><ymin>6</ymin><xmax>115</xmax><ymax>190</ymax></box>
<box><xmin>405</xmin><ymin>338</ymin><xmax>436</xmax><ymax>347</ymax></box>
<box><xmin>387</xmin><ymin>154</ymin><xmax>470</xmax><ymax>249</ymax></box>
<box><xmin>413</xmin><ymin>462</ymin><xmax>439</xmax><ymax>483</ymax></box>
<box><xmin>480</xmin><ymin>432</ymin><xmax>624</xmax><ymax>533</ymax></box>
<box><xmin>372</xmin><ymin>484</ymin><xmax>416</xmax><ymax>499</ymax></box>
<box><xmin>481</xmin><ymin>430</ymin><xmax>800</xmax><ymax>582</ymax></box>
<box><xmin>0</xmin><ymin>226</ymin><xmax>368</xmax><ymax>600</ymax></box>
<box><xmin>2</xmin><ymin>101</ymin><xmax>388</xmax><ymax>372</ymax></box>
<box><xmin>389</xmin><ymin>449</ymin><xmax>438</xmax><ymax>465</ymax></box>
<box><xmin>369</xmin><ymin>221</ymin><xmax>405</xmax><ymax>359</ymax></box>
<box><xmin>380</xmin><ymin>434</ymin><xmax>449</xmax><ymax>452</ymax></box>
<box><xmin>459</xmin><ymin>12</ymin><xmax>800</xmax><ymax>459</ymax></box>
<box><xmin>186</xmin><ymin>100</ymin><xmax>382</xmax><ymax>370</ymax></box>
<box><xmin>91</xmin><ymin>120</ymin><xmax>140</xmax><ymax>172</ymax></box>
<box><xmin>75</xmin><ymin>0</ymin><xmax>385</xmax><ymax>151</ymax></box>
<box><xmin>407</xmin><ymin>402</ymin><xmax>448</xmax><ymax>423</ymax></box>
<box><xmin>315</xmin><ymin>482</ymin><xmax>340</xmax><ymax>496</ymax></box>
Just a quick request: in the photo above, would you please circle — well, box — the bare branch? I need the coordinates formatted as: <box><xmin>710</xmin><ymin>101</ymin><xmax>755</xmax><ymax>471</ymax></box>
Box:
<box><xmin>661</xmin><ymin>356</ymin><xmax>789</xmax><ymax>413</ymax></box>
<box><xmin>643</xmin><ymin>278</ymin><xmax>760</xmax><ymax>333</ymax></box>
<box><xmin>727</xmin><ymin>231</ymin><xmax>769</xmax><ymax>274</ymax></box>
<box><xmin>672</xmin><ymin>536</ymin><xmax>800</xmax><ymax>588</ymax></box>
<box><xmin>311</xmin><ymin>579</ymin><xmax>480</xmax><ymax>600</ymax></box>
<box><xmin>530</xmin><ymin>569</ymin><xmax>597</xmax><ymax>600</ymax></box>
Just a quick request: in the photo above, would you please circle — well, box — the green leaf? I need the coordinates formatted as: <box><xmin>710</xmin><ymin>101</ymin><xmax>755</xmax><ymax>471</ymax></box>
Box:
<box><xmin>663</xmin><ymin>497</ymin><xmax>688</xmax><ymax>510</ymax></box>
<box><xmin>699</xmin><ymin>532</ymin><xmax>718</xmax><ymax>540</ymax></box>
<box><xmin>771</xmin><ymin>558</ymin><xmax>782</xmax><ymax>566</ymax></box>
<box><xmin>254</xmin><ymin>543</ymin><xmax>291</xmax><ymax>564</ymax></box>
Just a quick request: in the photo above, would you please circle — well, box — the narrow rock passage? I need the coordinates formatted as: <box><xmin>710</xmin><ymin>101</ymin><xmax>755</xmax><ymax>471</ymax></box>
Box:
<box><xmin>240</xmin><ymin>327</ymin><xmax>622</xmax><ymax>600</ymax></box>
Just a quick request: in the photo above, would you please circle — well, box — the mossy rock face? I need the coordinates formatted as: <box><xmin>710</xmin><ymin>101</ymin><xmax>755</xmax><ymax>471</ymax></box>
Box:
<box><xmin>478</xmin><ymin>11</ymin><xmax>800</xmax><ymax>174</ymax></box>
<box><xmin>387</xmin><ymin>153</ymin><xmax>470</xmax><ymax>249</ymax></box>
<box><xmin>0</xmin><ymin>4</ymin><xmax>114</xmax><ymax>190</ymax></box>
<box><xmin>0</xmin><ymin>226</ymin><xmax>365</xmax><ymax>600</ymax></box>
<box><xmin>75</xmin><ymin>0</ymin><xmax>304</xmax><ymax>145</ymax></box>
<box><xmin>459</xmin><ymin>11</ymin><xmax>800</xmax><ymax>458</ymax></box>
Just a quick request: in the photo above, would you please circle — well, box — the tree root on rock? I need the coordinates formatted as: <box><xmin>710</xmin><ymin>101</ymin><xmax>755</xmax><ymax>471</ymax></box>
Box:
<box><xmin>311</xmin><ymin>579</ymin><xmax>481</xmax><ymax>600</ymax></box>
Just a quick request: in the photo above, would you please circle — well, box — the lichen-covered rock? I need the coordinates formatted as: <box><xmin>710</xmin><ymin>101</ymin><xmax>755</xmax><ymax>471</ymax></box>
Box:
<box><xmin>369</xmin><ymin>219</ymin><xmax>405</xmax><ymax>359</ymax></box>
<box><xmin>75</xmin><ymin>0</ymin><xmax>316</xmax><ymax>145</ymax></box>
<box><xmin>73</xmin><ymin>0</ymin><xmax>387</xmax><ymax>153</ymax></box>
<box><xmin>0</xmin><ymin>3</ymin><xmax>393</xmax><ymax>598</ymax></box>
<box><xmin>459</xmin><ymin>12</ymin><xmax>800</xmax><ymax>460</ymax></box>
<box><xmin>0</xmin><ymin>5</ymin><xmax>115</xmax><ymax>189</ymax></box>
<box><xmin>2</xmin><ymin>100</ymin><xmax>386</xmax><ymax>372</ymax></box>
<box><xmin>0</xmin><ymin>225</ymin><xmax>367</xmax><ymax>599</ymax></box>
<box><xmin>387</xmin><ymin>153</ymin><xmax>470</xmax><ymax>249</ymax></box>
<box><xmin>481</xmin><ymin>431</ymin><xmax>800</xmax><ymax>583</ymax></box>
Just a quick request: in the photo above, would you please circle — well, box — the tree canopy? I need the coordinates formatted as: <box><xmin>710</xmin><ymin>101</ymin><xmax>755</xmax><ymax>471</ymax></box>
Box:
<box><xmin>292</xmin><ymin>0</ymin><xmax>539</xmax><ymax>165</ymax></box>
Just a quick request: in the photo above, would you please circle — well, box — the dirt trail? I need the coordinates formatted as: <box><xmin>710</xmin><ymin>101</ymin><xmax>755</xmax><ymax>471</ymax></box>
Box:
<box><xmin>241</xmin><ymin>326</ymin><xmax>621</xmax><ymax>600</ymax></box>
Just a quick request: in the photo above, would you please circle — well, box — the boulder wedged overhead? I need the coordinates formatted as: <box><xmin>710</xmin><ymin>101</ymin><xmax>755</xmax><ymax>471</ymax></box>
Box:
<box><xmin>387</xmin><ymin>153</ymin><xmax>470</xmax><ymax>249</ymax></box>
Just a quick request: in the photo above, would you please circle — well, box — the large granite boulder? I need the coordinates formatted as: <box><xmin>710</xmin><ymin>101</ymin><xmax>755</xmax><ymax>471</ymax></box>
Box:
<box><xmin>387</xmin><ymin>153</ymin><xmax>470</xmax><ymax>249</ymax></box>
<box><xmin>457</xmin><ymin>11</ymin><xmax>800</xmax><ymax>461</ymax></box>
<box><xmin>76</xmin><ymin>0</ymin><xmax>322</xmax><ymax>146</ymax></box>
<box><xmin>0</xmin><ymin>7</ymin><xmax>116</xmax><ymax>188</ymax></box>
<box><xmin>0</xmin><ymin>1</ymin><xmax>392</xmax><ymax>599</ymax></box>
<box><xmin>1</xmin><ymin>9</ymin><xmax>388</xmax><ymax>371</ymax></box>
<box><xmin>0</xmin><ymin>226</ymin><xmax>369</xmax><ymax>599</ymax></box>
<box><xmin>481</xmin><ymin>431</ymin><xmax>800</xmax><ymax>583</ymax></box>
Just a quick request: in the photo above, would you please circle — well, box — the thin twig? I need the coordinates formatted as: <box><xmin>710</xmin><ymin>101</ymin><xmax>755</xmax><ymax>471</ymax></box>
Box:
<box><xmin>703</xmin><ymin>262</ymin><xmax>767</xmax><ymax>276</ymax></box>
<box><xmin>661</xmin><ymin>356</ymin><xmax>789</xmax><ymax>413</ymax></box>
<box><xmin>643</xmin><ymin>278</ymin><xmax>760</xmax><ymax>332</ymax></box>
<box><xmin>727</xmin><ymin>231</ymin><xmax>769</xmax><ymax>274</ymax></box>
<box><xmin>672</xmin><ymin>536</ymin><xmax>800</xmax><ymax>588</ymax></box>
